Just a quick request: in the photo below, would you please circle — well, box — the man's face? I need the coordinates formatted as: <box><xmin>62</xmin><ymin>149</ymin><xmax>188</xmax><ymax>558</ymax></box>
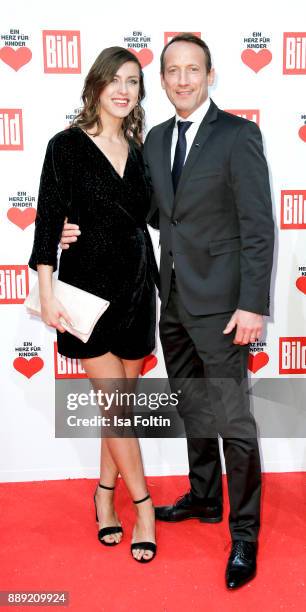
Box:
<box><xmin>161</xmin><ymin>41</ymin><xmax>215</xmax><ymax>118</ymax></box>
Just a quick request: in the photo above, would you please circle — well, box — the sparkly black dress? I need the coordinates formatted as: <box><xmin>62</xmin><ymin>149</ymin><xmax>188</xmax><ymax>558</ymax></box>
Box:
<box><xmin>28</xmin><ymin>126</ymin><xmax>158</xmax><ymax>359</ymax></box>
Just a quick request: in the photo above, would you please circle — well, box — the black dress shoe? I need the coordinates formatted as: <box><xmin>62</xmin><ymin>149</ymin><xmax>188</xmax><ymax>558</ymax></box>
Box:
<box><xmin>226</xmin><ymin>540</ymin><xmax>257</xmax><ymax>589</ymax></box>
<box><xmin>154</xmin><ymin>491</ymin><xmax>222</xmax><ymax>523</ymax></box>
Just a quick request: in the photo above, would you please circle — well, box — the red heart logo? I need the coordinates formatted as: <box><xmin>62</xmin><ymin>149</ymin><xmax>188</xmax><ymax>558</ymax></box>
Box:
<box><xmin>298</xmin><ymin>125</ymin><xmax>306</xmax><ymax>142</ymax></box>
<box><xmin>140</xmin><ymin>354</ymin><xmax>158</xmax><ymax>376</ymax></box>
<box><xmin>248</xmin><ymin>352</ymin><xmax>269</xmax><ymax>373</ymax></box>
<box><xmin>296</xmin><ymin>276</ymin><xmax>306</xmax><ymax>294</ymax></box>
<box><xmin>0</xmin><ymin>46</ymin><xmax>32</xmax><ymax>71</ymax></box>
<box><xmin>7</xmin><ymin>207</ymin><xmax>36</xmax><ymax>230</ymax></box>
<box><xmin>129</xmin><ymin>48</ymin><xmax>153</xmax><ymax>68</ymax></box>
<box><xmin>13</xmin><ymin>356</ymin><xmax>44</xmax><ymax>379</ymax></box>
<box><xmin>241</xmin><ymin>49</ymin><xmax>272</xmax><ymax>73</ymax></box>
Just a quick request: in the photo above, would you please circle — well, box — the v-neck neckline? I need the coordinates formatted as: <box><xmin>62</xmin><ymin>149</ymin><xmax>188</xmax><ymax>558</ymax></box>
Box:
<box><xmin>76</xmin><ymin>127</ymin><xmax>130</xmax><ymax>180</ymax></box>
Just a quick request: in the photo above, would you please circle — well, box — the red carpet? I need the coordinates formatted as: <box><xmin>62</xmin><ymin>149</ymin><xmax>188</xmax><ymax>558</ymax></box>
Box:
<box><xmin>1</xmin><ymin>474</ymin><xmax>306</xmax><ymax>611</ymax></box>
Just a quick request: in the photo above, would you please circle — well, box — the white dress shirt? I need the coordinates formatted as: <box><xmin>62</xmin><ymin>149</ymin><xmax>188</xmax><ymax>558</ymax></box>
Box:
<box><xmin>171</xmin><ymin>97</ymin><xmax>211</xmax><ymax>168</ymax></box>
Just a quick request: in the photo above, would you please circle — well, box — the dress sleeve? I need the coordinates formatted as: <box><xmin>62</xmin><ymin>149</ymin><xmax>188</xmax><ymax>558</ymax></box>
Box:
<box><xmin>28</xmin><ymin>134</ymin><xmax>72</xmax><ymax>272</ymax></box>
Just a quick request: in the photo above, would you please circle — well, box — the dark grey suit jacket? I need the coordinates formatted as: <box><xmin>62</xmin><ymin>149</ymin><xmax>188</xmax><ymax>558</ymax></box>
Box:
<box><xmin>144</xmin><ymin>99</ymin><xmax>274</xmax><ymax>316</ymax></box>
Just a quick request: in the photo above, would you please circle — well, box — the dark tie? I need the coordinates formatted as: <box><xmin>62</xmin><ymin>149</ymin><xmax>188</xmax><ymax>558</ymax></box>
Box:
<box><xmin>171</xmin><ymin>120</ymin><xmax>192</xmax><ymax>193</ymax></box>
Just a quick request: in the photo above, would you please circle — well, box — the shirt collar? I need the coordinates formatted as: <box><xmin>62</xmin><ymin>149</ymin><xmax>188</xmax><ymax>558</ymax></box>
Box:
<box><xmin>175</xmin><ymin>97</ymin><xmax>211</xmax><ymax>126</ymax></box>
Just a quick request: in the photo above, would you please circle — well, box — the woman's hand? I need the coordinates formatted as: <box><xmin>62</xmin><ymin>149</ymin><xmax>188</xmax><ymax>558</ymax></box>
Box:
<box><xmin>37</xmin><ymin>264</ymin><xmax>73</xmax><ymax>333</ymax></box>
<box><xmin>40</xmin><ymin>295</ymin><xmax>73</xmax><ymax>333</ymax></box>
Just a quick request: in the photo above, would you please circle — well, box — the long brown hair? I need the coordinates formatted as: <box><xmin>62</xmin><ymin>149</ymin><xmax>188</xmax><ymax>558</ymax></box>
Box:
<box><xmin>72</xmin><ymin>46</ymin><xmax>145</xmax><ymax>146</ymax></box>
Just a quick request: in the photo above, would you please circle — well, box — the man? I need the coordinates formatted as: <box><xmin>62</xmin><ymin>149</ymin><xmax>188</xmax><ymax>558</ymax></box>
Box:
<box><xmin>60</xmin><ymin>33</ymin><xmax>274</xmax><ymax>588</ymax></box>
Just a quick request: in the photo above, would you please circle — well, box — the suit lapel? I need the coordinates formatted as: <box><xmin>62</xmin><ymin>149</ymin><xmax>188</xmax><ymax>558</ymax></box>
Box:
<box><xmin>174</xmin><ymin>100</ymin><xmax>219</xmax><ymax>203</ymax></box>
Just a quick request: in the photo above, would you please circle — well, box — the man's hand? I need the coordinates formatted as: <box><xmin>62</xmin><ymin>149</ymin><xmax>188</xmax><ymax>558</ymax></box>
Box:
<box><xmin>60</xmin><ymin>216</ymin><xmax>81</xmax><ymax>250</ymax></box>
<box><xmin>223</xmin><ymin>309</ymin><xmax>263</xmax><ymax>345</ymax></box>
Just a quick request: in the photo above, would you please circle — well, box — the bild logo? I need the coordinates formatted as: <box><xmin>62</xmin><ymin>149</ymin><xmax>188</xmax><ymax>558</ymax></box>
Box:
<box><xmin>0</xmin><ymin>109</ymin><xmax>23</xmax><ymax>150</ymax></box>
<box><xmin>0</xmin><ymin>265</ymin><xmax>29</xmax><ymax>304</ymax></box>
<box><xmin>283</xmin><ymin>32</ymin><xmax>306</xmax><ymax>74</ymax></box>
<box><xmin>54</xmin><ymin>342</ymin><xmax>87</xmax><ymax>379</ymax></box>
<box><xmin>279</xmin><ymin>337</ymin><xmax>306</xmax><ymax>374</ymax></box>
<box><xmin>225</xmin><ymin>109</ymin><xmax>260</xmax><ymax>125</ymax></box>
<box><xmin>164</xmin><ymin>32</ymin><xmax>201</xmax><ymax>45</ymax></box>
<box><xmin>280</xmin><ymin>190</ymin><xmax>306</xmax><ymax>229</ymax></box>
<box><xmin>43</xmin><ymin>30</ymin><xmax>81</xmax><ymax>73</ymax></box>
<box><xmin>53</xmin><ymin>342</ymin><xmax>158</xmax><ymax>378</ymax></box>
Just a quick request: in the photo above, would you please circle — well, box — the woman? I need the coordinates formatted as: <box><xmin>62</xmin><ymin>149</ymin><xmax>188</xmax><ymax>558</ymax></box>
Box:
<box><xmin>28</xmin><ymin>47</ymin><xmax>158</xmax><ymax>562</ymax></box>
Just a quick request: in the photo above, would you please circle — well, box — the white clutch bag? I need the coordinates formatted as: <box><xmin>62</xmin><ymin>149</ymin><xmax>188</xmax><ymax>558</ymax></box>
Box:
<box><xmin>25</xmin><ymin>279</ymin><xmax>110</xmax><ymax>343</ymax></box>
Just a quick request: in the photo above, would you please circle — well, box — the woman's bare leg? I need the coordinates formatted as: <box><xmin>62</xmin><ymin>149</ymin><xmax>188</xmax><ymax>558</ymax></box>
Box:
<box><xmin>82</xmin><ymin>352</ymin><xmax>124</xmax><ymax>544</ymax></box>
<box><xmin>96</xmin><ymin>439</ymin><xmax>120</xmax><ymax>543</ymax></box>
<box><xmin>122</xmin><ymin>358</ymin><xmax>156</xmax><ymax>561</ymax></box>
<box><xmin>82</xmin><ymin>352</ymin><xmax>155</xmax><ymax>559</ymax></box>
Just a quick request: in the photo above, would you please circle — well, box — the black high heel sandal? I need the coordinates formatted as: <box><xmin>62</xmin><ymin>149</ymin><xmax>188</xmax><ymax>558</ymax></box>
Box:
<box><xmin>131</xmin><ymin>493</ymin><xmax>157</xmax><ymax>563</ymax></box>
<box><xmin>94</xmin><ymin>483</ymin><xmax>123</xmax><ymax>546</ymax></box>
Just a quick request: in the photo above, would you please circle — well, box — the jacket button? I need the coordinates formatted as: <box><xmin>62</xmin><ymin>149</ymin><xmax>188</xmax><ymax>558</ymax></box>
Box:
<box><xmin>171</xmin><ymin>219</ymin><xmax>179</xmax><ymax>226</ymax></box>
<box><xmin>169</xmin><ymin>250</ymin><xmax>173</xmax><ymax>256</ymax></box>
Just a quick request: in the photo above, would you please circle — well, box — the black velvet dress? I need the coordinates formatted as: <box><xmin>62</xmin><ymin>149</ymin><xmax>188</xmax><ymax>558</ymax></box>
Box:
<box><xmin>28</xmin><ymin>126</ymin><xmax>158</xmax><ymax>359</ymax></box>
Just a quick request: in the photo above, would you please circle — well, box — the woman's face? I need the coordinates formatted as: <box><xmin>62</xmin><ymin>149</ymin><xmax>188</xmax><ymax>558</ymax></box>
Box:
<box><xmin>98</xmin><ymin>60</ymin><xmax>141</xmax><ymax>120</ymax></box>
